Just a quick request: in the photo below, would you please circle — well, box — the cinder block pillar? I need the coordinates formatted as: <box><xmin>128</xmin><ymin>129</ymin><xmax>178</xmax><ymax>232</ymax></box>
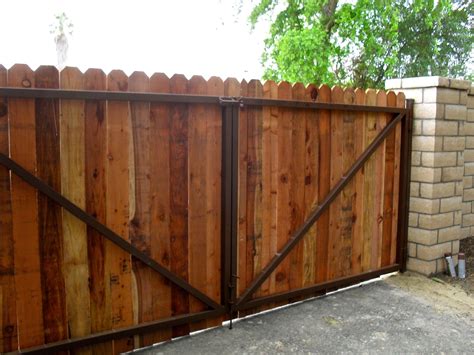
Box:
<box><xmin>386</xmin><ymin>77</ymin><xmax>471</xmax><ymax>275</ymax></box>
<box><xmin>463</xmin><ymin>87</ymin><xmax>474</xmax><ymax>238</ymax></box>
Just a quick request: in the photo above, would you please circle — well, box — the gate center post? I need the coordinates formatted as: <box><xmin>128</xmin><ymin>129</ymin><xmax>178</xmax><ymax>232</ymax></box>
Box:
<box><xmin>220</xmin><ymin>98</ymin><xmax>240</xmax><ymax>329</ymax></box>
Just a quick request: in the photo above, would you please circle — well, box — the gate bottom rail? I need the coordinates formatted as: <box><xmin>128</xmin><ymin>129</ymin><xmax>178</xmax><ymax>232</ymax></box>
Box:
<box><xmin>11</xmin><ymin>309</ymin><xmax>225</xmax><ymax>354</ymax></box>
<box><xmin>236</xmin><ymin>264</ymin><xmax>400</xmax><ymax>311</ymax></box>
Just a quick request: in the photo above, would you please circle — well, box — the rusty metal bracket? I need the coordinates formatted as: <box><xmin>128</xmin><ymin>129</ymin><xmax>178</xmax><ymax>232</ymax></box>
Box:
<box><xmin>0</xmin><ymin>152</ymin><xmax>223</xmax><ymax>312</ymax></box>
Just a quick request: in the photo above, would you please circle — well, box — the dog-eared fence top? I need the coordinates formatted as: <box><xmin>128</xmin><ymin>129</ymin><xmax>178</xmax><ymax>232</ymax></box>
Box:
<box><xmin>0</xmin><ymin>64</ymin><xmax>412</xmax><ymax>354</ymax></box>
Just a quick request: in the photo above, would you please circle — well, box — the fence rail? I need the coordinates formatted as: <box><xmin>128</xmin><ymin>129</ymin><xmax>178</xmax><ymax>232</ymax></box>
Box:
<box><xmin>0</xmin><ymin>64</ymin><xmax>411</xmax><ymax>354</ymax></box>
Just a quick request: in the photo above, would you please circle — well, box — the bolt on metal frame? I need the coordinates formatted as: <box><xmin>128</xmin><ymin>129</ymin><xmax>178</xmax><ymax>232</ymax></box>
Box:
<box><xmin>0</xmin><ymin>87</ymin><xmax>413</xmax><ymax>354</ymax></box>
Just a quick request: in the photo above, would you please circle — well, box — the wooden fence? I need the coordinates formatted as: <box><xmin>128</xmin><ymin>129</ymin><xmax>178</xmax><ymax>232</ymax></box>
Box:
<box><xmin>0</xmin><ymin>64</ymin><xmax>409</xmax><ymax>354</ymax></box>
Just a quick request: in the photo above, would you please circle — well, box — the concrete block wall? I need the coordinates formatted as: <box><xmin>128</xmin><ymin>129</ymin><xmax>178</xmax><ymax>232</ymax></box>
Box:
<box><xmin>463</xmin><ymin>87</ymin><xmax>474</xmax><ymax>239</ymax></box>
<box><xmin>386</xmin><ymin>76</ymin><xmax>472</xmax><ymax>275</ymax></box>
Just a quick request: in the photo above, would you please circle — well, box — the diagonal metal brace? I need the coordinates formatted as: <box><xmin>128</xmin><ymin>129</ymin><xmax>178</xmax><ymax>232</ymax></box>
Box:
<box><xmin>0</xmin><ymin>152</ymin><xmax>223</xmax><ymax>311</ymax></box>
<box><xmin>234</xmin><ymin>111</ymin><xmax>406</xmax><ymax>308</ymax></box>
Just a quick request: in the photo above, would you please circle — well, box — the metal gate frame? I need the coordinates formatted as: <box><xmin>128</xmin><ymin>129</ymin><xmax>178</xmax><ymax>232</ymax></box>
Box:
<box><xmin>0</xmin><ymin>87</ymin><xmax>413</xmax><ymax>354</ymax></box>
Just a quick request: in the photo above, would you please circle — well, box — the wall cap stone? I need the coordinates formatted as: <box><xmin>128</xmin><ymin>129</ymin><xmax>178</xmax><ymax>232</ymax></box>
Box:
<box><xmin>385</xmin><ymin>76</ymin><xmax>471</xmax><ymax>90</ymax></box>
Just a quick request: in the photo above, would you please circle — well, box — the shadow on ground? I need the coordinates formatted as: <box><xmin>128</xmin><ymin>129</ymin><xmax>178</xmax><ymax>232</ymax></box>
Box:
<box><xmin>134</xmin><ymin>273</ymin><xmax>474</xmax><ymax>354</ymax></box>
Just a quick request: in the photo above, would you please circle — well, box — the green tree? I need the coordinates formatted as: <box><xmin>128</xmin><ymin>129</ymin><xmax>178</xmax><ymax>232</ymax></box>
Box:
<box><xmin>250</xmin><ymin>0</ymin><xmax>473</xmax><ymax>88</ymax></box>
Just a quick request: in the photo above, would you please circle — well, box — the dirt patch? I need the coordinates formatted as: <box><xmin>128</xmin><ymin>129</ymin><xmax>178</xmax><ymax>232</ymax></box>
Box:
<box><xmin>436</xmin><ymin>236</ymin><xmax>474</xmax><ymax>295</ymax></box>
<box><xmin>385</xmin><ymin>272</ymin><xmax>474</xmax><ymax>320</ymax></box>
<box><xmin>385</xmin><ymin>237</ymin><xmax>474</xmax><ymax>319</ymax></box>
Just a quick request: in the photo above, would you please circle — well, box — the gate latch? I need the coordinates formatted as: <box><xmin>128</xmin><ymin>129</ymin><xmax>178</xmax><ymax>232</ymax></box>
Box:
<box><xmin>219</xmin><ymin>96</ymin><xmax>243</xmax><ymax>107</ymax></box>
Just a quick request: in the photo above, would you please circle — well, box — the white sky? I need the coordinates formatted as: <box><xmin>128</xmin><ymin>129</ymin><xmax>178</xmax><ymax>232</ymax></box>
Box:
<box><xmin>0</xmin><ymin>0</ymin><xmax>269</xmax><ymax>80</ymax></box>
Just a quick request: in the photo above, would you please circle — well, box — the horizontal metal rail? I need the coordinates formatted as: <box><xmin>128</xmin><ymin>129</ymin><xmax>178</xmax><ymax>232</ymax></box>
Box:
<box><xmin>240</xmin><ymin>97</ymin><xmax>406</xmax><ymax>113</ymax></box>
<box><xmin>236</xmin><ymin>265</ymin><xmax>399</xmax><ymax>311</ymax></box>
<box><xmin>234</xmin><ymin>111</ymin><xmax>406</xmax><ymax>308</ymax></box>
<box><xmin>0</xmin><ymin>153</ymin><xmax>222</xmax><ymax>311</ymax></box>
<box><xmin>0</xmin><ymin>87</ymin><xmax>407</xmax><ymax>113</ymax></box>
<box><xmin>13</xmin><ymin>309</ymin><xmax>225</xmax><ymax>354</ymax></box>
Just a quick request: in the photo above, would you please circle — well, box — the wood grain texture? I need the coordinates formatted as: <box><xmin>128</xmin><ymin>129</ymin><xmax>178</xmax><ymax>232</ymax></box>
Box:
<box><xmin>241</xmin><ymin>80</ymin><xmax>263</xmax><ymax>315</ymax></box>
<box><xmin>128</xmin><ymin>71</ymin><xmax>153</xmax><ymax>348</ymax></box>
<box><xmin>328</xmin><ymin>86</ymin><xmax>344</xmax><ymax>280</ymax></box>
<box><xmin>169</xmin><ymin>74</ymin><xmax>190</xmax><ymax>337</ymax></box>
<box><xmin>84</xmin><ymin>68</ymin><xmax>113</xmax><ymax>354</ymax></box>
<box><xmin>230</xmin><ymin>78</ymin><xmax>246</xmax><ymax>299</ymax></box>
<box><xmin>275</xmin><ymin>82</ymin><xmax>292</xmax><ymax>294</ymax></box>
<box><xmin>381</xmin><ymin>92</ymin><xmax>397</xmax><ymax>267</ymax></box>
<box><xmin>206</xmin><ymin>76</ymin><xmax>224</xmax><ymax>327</ymax></box>
<box><xmin>315</xmin><ymin>85</ymin><xmax>331</xmax><ymax>284</ymax></box>
<box><xmin>149</xmin><ymin>72</ymin><xmax>172</xmax><ymax>342</ymax></box>
<box><xmin>261</xmin><ymin>81</ymin><xmax>278</xmax><ymax>301</ymax></box>
<box><xmin>188</xmin><ymin>75</ymin><xmax>208</xmax><ymax>332</ymax></box>
<box><xmin>351</xmin><ymin>89</ymin><xmax>366</xmax><ymax>275</ymax></box>
<box><xmin>0</xmin><ymin>65</ymin><xmax>17</xmax><ymax>353</ymax></box>
<box><xmin>362</xmin><ymin>89</ymin><xmax>377</xmax><ymax>272</ymax></box>
<box><xmin>35</xmin><ymin>66</ymin><xmax>68</xmax><ymax>345</ymax></box>
<box><xmin>8</xmin><ymin>64</ymin><xmax>44</xmax><ymax>349</ymax></box>
<box><xmin>302</xmin><ymin>84</ymin><xmax>319</xmax><ymax>287</ymax></box>
<box><xmin>289</xmin><ymin>83</ymin><xmax>306</xmax><ymax>293</ymax></box>
<box><xmin>60</xmin><ymin>67</ymin><xmax>92</xmax><ymax>355</ymax></box>
<box><xmin>340</xmin><ymin>88</ymin><xmax>356</xmax><ymax>277</ymax></box>
<box><xmin>374</xmin><ymin>91</ymin><xmax>387</xmax><ymax>269</ymax></box>
<box><xmin>106</xmin><ymin>70</ymin><xmax>134</xmax><ymax>354</ymax></box>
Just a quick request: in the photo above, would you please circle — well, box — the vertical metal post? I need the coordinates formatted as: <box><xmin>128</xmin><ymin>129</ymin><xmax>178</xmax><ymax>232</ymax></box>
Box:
<box><xmin>397</xmin><ymin>99</ymin><xmax>414</xmax><ymax>272</ymax></box>
<box><xmin>229</xmin><ymin>104</ymin><xmax>239</xmax><ymax>326</ymax></box>
<box><xmin>220</xmin><ymin>102</ymin><xmax>239</xmax><ymax>328</ymax></box>
<box><xmin>221</xmin><ymin>106</ymin><xmax>232</xmax><ymax>312</ymax></box>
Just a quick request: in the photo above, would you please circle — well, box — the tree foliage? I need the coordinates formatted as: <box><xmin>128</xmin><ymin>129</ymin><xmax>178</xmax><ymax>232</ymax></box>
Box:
<box><xmin>250</xmin><ymin>0</ymin><xmax>473</xmax><ymax>88</ymax></box>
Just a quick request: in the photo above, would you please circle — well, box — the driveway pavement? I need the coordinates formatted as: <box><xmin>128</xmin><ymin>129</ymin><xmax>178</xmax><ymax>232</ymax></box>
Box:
<box><xmin>134</xmin><ymin>273</ymin><xmax>474</xmax><ymax>354</ymax></box>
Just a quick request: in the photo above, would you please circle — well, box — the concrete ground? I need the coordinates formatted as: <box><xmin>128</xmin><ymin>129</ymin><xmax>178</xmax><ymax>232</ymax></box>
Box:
<box><xmin>134</xmin><ymin>273</ymin><xmax>474</xmax><ymax>354</ymax></box>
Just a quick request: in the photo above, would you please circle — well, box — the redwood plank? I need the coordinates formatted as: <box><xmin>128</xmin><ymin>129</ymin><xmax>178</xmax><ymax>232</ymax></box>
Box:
<box><xmin>232</xmin><ymin>78</ymin><xmax>247</xmax><ymax>298</ymax></box>
<box><xmin>275</xmin><ymin>81</ymin><xmax>292</xmax><ymax>294</ymax></box>
<box><xmin>187</xmin><ymin>75</ymin><xmax>208</xmax><ymax>332</ymax></box>
<box><xmin>328</xmin><ymin>86</ymin><xmax>344</xmax><ymax>280</ymax></box>
<box><xmin>128</xmin><ymin>71</ymin><xmax>153</xmax><ymax>347</ymax></box>
<box><xmin>206</xmin><ymin>76</ymin><xmax>224</xmax><ymax>327</ymax></box>
<box><xmin>261</xmin><ymin>80</ymin><xmax>278</xmax><ymax>300</ymax></box>
<box><xmin>340</xmin><ymin>88</ymin><xmax>356</xmax><ymax>277</ymax></box>
<box><xmin>84</xmin><ymin>68</ymin><xmax>113</xmax><ymax>354</ymax></box>
<box><xmin>362</xmin><ymin>89</ymin><xmax>377</xmax><ymax>271</ymax></box>
<box><xmin>374</xmin><ymin>91</ymin><xmax>387</xmax><ymax>268</ymax></box>
<box><xmin>169</xmin><ymin>74</ymin><xmax>190</xmax><ymax>337</ymax></box>
<box><xmin>289</xmin><ymin>83</ymin><xmax>305</xmax><ymax>293</ymax></box>
<box><xmin>35</xmin><ymin>65</ymin><xmax>68</xmax><ymax>344</ymax></box>
<box><xmin>382</xmin><ymin>92</ymin><xmax>397</xmax><ymax>266</ymax></box>
<box><xmin>9</xmin><ymin>64</ymin><xmax>44</xmax><ymax>349</ymax></box>
<box><xmin>106</xmin><ymin>70</ymin><xmax>134</xmax><ymax>354</ymax></box>
<box><xmin>351</xmin><ymin>89</ymin><xmax>366</xmax><ymax>275</ymax></box>
<box><xmin>315</xmin><ymin>85</ymin><xmax>331</xmax><ymax>283</ymax></box>
<box><xmin>60</xmin><ymin>67</ymin><xmax>92</xmax><ymax>354</ymax></box>
<box><xmin>302</xmin><ymin>84</ymin><xmax>319</xmax><ymax>287</ymax></box>
<box><xmin>0</xmin><ymin>64</ymin><xmax>17</xmax><ymax>353</ymax></box>
<box><xmin>149</xmin><ymin>72</ymin><xmax>172</xmax><ymax>342</ymax></box>
<box><xmin>242</xmin><ymin>80</ymin><xmax>263</xmax><ymax>314</ymax></box>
